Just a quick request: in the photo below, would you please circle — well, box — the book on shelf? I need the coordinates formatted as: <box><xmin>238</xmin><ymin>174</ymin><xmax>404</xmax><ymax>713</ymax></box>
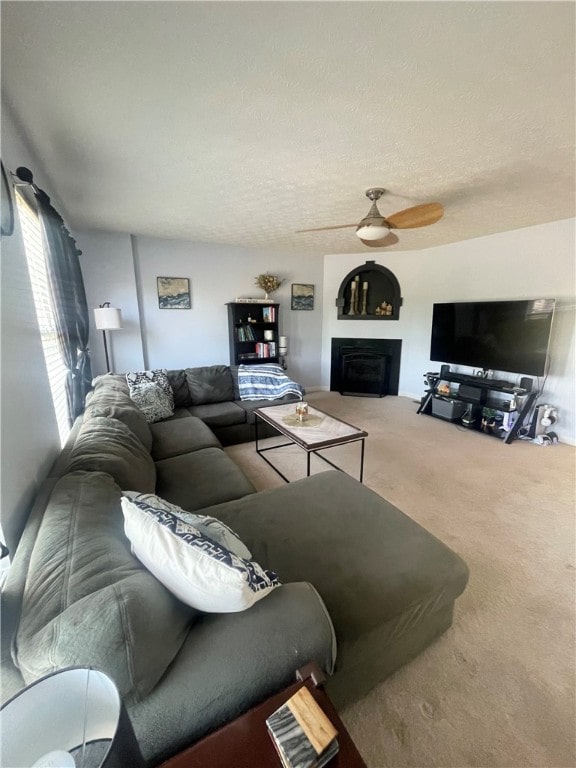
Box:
<box><xmin>262</xmin><ymin>306</ymin><xmax>277</xmax><ymax>322</ymax></box>
<box><xmin>236</xmin><ymin>324</ymin><xmax>257</xmax><ymax>342</ymax></box>
<box><xmin>235</xmin><ymin>297</ymin><xmax>275</xmax><ymax>304</ymax></box>
<box><xmin>255</xmin><ymin>342</ymin><xmax>271</xmax><ymax>358</ymax></box>
<box><xmin>265</xmin><ymin>686</ymin><xmax>339</xmax><ymax>768</ymax></box>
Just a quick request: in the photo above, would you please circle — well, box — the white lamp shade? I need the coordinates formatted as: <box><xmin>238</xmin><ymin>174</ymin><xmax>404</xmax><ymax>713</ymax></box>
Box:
<box><xmin>356</xmin><ymin>224</ymin><xmax>390</xmax><ymax>241</ymax></box>
<box><xmin>279</xmin><ymin>336</ymin><xmax>288</xmax><ymax>353</ymax></box>
<box><xmin>94</xmin><ymin>307</ymin><xmax>123</xmax><ymax>330</ymax></box>
<box><xmin>1</xmin><ymin>668</ymin><xmax>143</xmax><ymax>768</ymax></box>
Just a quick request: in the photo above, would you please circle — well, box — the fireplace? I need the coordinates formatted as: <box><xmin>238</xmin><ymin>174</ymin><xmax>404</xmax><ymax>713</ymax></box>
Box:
<box><xmin>331</xmin><ymin>338</ymin><xmax>401</xmax><ymax>397</ymax></box>
<box><xmin>340</xmin><ymin>350</ymin><xmax>389</xmax><ymax>397</ymax></box>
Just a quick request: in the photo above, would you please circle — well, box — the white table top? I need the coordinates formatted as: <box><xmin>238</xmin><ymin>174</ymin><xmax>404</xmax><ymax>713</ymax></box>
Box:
<box><xmin>255</xmin><ymin>402</ymin><xmax>367</xmax><ymax>450</ymax></box>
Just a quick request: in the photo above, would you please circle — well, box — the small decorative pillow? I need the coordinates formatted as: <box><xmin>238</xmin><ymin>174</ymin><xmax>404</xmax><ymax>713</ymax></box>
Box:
<box><xmin>121</xmin><ymin>494</ymin><xmax>280</xmax><ymax>613</ymax></box>
<box><xmin>129</xmin><ymin>382</ymin><xmax>173</xmax><ymax>423</ymax></box>
<box><xmin>122</xmin><ymin>491</ymin><xmax>252</xmax><ymax>559</ymax></box>
<box><xmin>126</xmin><ymin>369</ymin><xmax>174</xmax><ymax>409</ymax></box>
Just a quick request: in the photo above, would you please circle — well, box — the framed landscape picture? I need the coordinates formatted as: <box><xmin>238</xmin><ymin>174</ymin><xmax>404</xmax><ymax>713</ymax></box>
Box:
<box><xmin>291</xmin><ymin>283</ymin><xmax>314</xmax><ymax>310</ymax></box>
<box><xmin>157</xmin><ymin>277</ymin><xmax>191</xmax><ymax>309</ymax></box>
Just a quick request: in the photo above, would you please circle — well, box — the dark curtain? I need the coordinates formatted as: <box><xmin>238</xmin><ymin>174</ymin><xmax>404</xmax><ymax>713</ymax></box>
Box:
<box><xmin>16</xmin><ymin>167</ymin><xmax>93</xmax><ymax>424</ymax></box>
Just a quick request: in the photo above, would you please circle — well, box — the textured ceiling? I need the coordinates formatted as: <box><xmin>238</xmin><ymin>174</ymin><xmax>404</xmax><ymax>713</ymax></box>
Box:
<box><xmin>2</xmin><ymin>1</ymin><xmax>575</xmax><ymax>254</ymax></box>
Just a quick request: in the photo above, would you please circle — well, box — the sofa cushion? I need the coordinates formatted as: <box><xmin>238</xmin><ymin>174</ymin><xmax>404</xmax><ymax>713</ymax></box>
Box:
<box><xmin>122</xmin><ymin>492</ymin><xmax>252</xmax><ymax>559</ymax></box>
<box><xmin>155</xmin><ymin>447</ymin><xmax>255</xmax><ymax>511</ymax></box>
<box><xmin>166</xmin><ymin>408</ymin><xmax>193</xmax><ymax>420</ymax></box>
<box><xmin>121</xmin><ymin>495</ymin><xmax>278</xmax><ymax>613</ymax></box>
<box><xmin>126</xmin><ymin>368</ymin><xmax>174</xmax><ymax>409</ymax></box>
<box><xmin>129</xmin><ymin>382</ymin><xmax>174</xmax><ymax>423</ymax></box>
<box><xmin>15</xmin><ymin>472</ymin><xmax>197</xmax><ymax>704</ymax></box>
<box><xmin>167</xmin><ymin>369</ymin><xmax>191</xmax><ymax>408</ymax></box>
<box><xmin>150</xmin><ymin>417</ymin><xmax>221</xmax><ymax>461</ymax></box>
<box><xmin>186</xmin><ymin>401</ymin><xmax>246</xmax><ymax>428</ymax></box>
<box><xmin>236</xmin><ymin>396</ymin><xmax>301</xmax><ymax>425</ymax></box>
<box><xmin>186</xmin><ymin>365</ymin><xmax>235</xmax><ymax>405</ymax></box>
<box><xmin>67</xmin><ymin>416</ymin><xmax>156</xmax><ymax>493</ymax></box>
<box><xmin>84</xmin><ymin>381</ymin><xmax>153</xmax><ymax>451</ymax></box>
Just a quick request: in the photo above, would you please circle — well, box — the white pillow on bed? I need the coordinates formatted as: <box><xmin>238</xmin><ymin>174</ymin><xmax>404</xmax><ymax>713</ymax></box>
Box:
<box><xmin>121</xmin><ymin>492</ymin><xmax>280</xmax><ymax>613</ymax></box>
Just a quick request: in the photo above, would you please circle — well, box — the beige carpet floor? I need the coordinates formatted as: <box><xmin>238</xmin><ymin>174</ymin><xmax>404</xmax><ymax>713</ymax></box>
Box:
<box><xmin>225</xmin><ymin>392</ymin><xmax>576</xmax><ymax>768</ymax></box>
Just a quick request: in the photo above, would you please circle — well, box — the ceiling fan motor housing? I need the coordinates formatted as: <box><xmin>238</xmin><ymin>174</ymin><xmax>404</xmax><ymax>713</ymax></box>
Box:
<box><xmin>357</xmin><ymin>193</ymin><xmax>390</xmax><ymax>240</ymax></box>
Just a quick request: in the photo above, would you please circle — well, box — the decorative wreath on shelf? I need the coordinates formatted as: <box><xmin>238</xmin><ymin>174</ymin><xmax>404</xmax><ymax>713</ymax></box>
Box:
<box><xmin>254</xmin><ymin>272</ymin><xmax>283</xmax><ymax>295</ymax></box>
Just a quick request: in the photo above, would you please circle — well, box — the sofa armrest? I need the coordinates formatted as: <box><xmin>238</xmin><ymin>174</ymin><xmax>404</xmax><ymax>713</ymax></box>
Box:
<box><xmin>128</xmin><ymin>582</ymin><xmax>336</xmax><ymax>767</ymax></box>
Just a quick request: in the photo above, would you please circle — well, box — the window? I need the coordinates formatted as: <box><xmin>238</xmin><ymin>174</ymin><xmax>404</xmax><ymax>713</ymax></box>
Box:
<box><xmin>16</xmin><ymin>191</ymin><xmax>70</xmax><ymax>446</ymax></box>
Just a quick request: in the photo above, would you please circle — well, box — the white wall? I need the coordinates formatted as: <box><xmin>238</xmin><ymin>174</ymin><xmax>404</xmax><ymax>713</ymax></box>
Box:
<box><xmin>78</xmin><ymin>219</ymin><xmax>575</xmax><ymax>446</ymax></box>
<box><xmin>0</xmin><ymin>103</ymin><xmax>65</xmax><ymax>552</ymax></box>
<box><xmin>76</xmin><ymin>232</ymin><xmax>324</xmax><ymax>388</ymax></box>
<box><xmin>322</xmin><ymin>219</ymin><xmax>576</xmax><ymax>444</ymax></box>
<box><xmin>77</xmin><ymin>230</ymin><xmax>144</xmax><ymax>375</ymax></box>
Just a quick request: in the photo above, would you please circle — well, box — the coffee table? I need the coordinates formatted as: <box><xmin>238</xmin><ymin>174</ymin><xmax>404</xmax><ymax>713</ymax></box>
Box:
<box><xmin>158</xmin><ymin>663</ymin><xmax>367</xmax><ymax>768</ymax></box>
<box><xmin>254</xmin><ymin>403</ymin><xmax>368</xmax><ymax>483</ymax></box>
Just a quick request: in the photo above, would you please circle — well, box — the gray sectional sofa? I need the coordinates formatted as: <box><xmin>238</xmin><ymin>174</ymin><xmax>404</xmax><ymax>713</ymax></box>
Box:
<box><xmin>1</xmin><ymin>366</ymin><xmax>469</xmax><ymax>767</ymax></box>
<box><xmin>165</xmin><ymin>364</ymin><xmax>303</xmax><ymax>445</ymax></box>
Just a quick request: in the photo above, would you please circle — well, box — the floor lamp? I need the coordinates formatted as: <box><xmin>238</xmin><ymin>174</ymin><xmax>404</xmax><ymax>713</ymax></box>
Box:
<box><xmin>94</xmin><ymin>302</ymin><xmax>123</xmax><ymax>373</ymax></box>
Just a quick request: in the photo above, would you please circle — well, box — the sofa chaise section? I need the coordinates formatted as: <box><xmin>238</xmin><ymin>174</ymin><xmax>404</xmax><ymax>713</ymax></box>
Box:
<box><xmin>201</xmin><ymin>471</ymin><xmax>470</xmax><ymax>706</ymax></box>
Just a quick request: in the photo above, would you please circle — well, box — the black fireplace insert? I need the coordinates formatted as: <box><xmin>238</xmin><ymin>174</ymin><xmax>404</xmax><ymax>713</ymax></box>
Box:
<box><xmin>331</xmin><ymin>338</ymin><xmax>402</xmax><ymax>397</ymax></box>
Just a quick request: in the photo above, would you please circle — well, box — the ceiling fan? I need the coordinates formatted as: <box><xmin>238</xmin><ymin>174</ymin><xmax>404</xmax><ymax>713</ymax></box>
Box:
<box><xmin>296</xmin><ymin>188</ymin><xmax>444</xmax><ymax>247</ymax></box>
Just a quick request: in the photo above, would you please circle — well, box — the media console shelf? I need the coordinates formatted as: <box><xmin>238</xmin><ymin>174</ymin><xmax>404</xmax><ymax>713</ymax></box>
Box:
<box><xmin>417</xmin><ymin>368</ymin><xmax>538</xmax><ymax>445</ymax></box>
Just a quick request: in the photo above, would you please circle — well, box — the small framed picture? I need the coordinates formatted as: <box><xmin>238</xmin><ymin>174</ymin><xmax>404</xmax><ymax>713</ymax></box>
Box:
<box><xmin>157</xmin><ymin>277</ymin><xmax>191</xmax><ymax>309</ymax></box>
<box><xmin>291</xmin><ymin>283</ymin><xmax>314</xmax><ymax>310</ymax></box>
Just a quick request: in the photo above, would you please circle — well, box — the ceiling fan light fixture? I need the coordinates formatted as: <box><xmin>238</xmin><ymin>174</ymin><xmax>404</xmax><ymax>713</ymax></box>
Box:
<box><xmin>356</xmin><ymin>223</ymin><xmax>390</xmax><ymax>241</ymax></box>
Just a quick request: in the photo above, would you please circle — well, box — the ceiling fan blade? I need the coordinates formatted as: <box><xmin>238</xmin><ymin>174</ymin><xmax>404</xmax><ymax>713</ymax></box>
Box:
<box><xmin>359</xmin><ymin>232</ymin><xmax>399</xmax><ymax>248</ymax></box>
<box><xmin>296</xmin><ymin>223</ymin><xmax>358</xmax><ymax>233</ymax></box>
<box><xmin>386</xmin><ymin>203</ymin><xmax>444</xmax><ymax>229</ymax></box>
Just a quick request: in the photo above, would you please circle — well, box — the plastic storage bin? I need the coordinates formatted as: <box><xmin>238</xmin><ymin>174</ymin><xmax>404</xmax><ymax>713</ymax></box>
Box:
<box><xmin>431</xmin><ymin>397</ymin><xmax>467</xmax><ymax>422</ymax></box>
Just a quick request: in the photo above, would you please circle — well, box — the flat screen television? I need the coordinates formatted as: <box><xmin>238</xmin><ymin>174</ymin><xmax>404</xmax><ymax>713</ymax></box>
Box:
<box><xmin>430</xmin><ymin>299</ymin><xmax>555</xmax><ymax>377</ymax></box>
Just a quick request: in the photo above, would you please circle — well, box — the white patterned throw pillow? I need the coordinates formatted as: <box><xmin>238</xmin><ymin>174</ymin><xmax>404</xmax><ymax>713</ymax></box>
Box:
<box><xmin>129</xmin><ymin>382</ymin><xmax>173</xmax><ymax>423</ymax></box>
<box><xmin>122</xmin><ymin>492</ymin><xmax>252</xmax><ymax>559</ymax></box>
<box><xmin>121</xmin><ymin>494</ymin><xmax>280</xmax><ymax>613</ymax></box>
<box><xmin>126</xmin><ymin>368</ymin><xmax>174</xmax><ymax>408</ymax></box>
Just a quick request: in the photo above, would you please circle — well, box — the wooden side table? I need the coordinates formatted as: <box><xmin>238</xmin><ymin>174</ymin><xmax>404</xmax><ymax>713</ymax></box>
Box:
<box><xmin>159</xmin><ymin>663</ymin><xmax>367</xmax><ymax>768</ymax></box>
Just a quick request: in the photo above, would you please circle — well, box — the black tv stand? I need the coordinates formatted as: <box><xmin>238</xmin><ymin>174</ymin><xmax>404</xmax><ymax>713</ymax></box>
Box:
<box><xmin>437</xmin><ymin>371</ymin><xmax>515</xmax><ymax>390</ymax></box>
<box><xmin>418</xmin><ymin>368</ymin><xmax>538</xmax><ymax>444</ymax></box>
